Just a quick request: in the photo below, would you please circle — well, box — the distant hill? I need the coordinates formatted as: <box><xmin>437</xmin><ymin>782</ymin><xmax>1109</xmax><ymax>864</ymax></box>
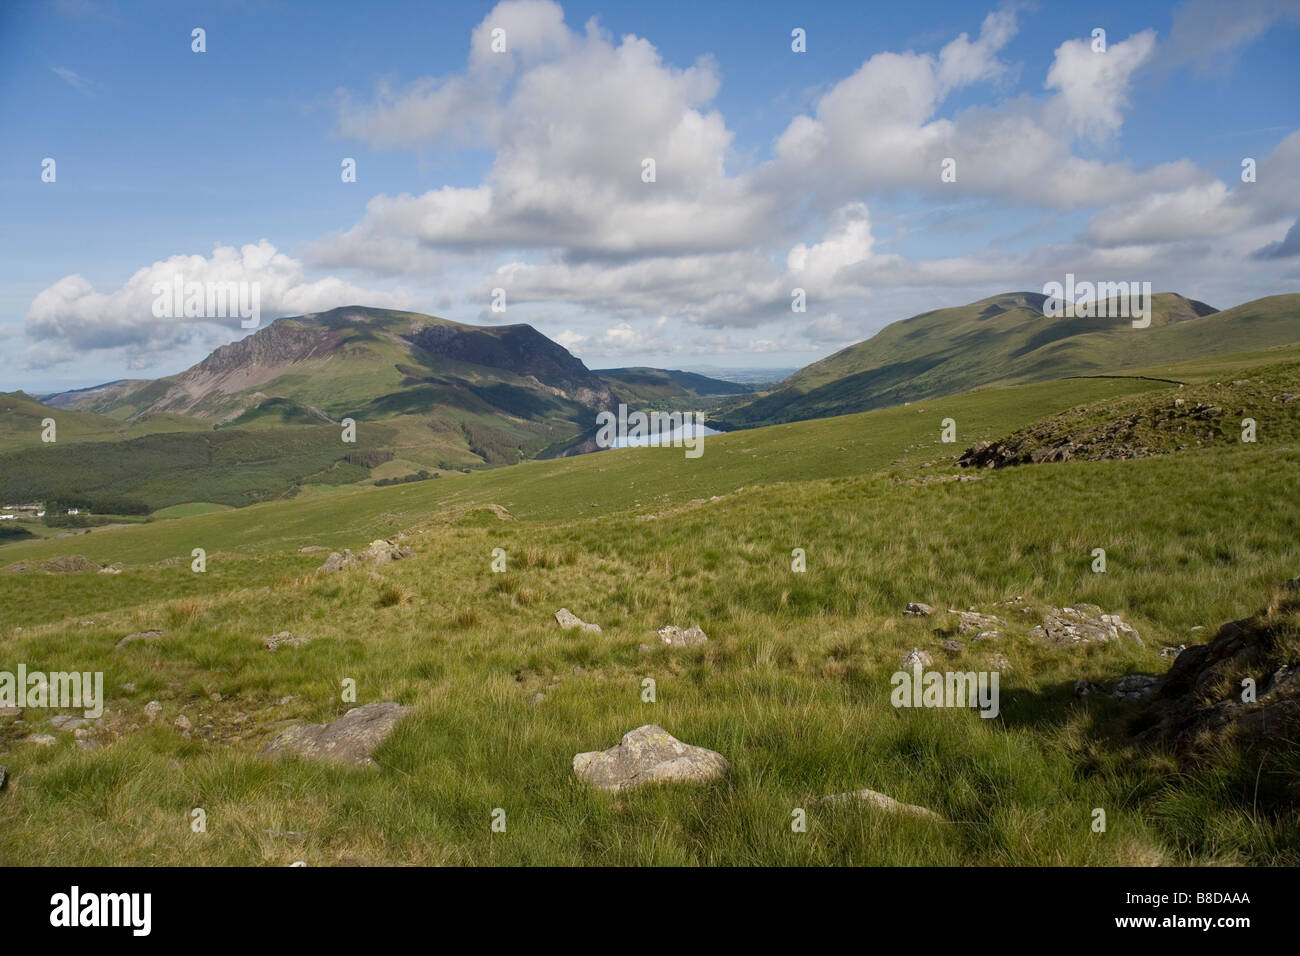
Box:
<box><xmin>593</xmin><ymin>367</ymin><xmax>755</xmax><ymax>403</ymax></box>
<box><xmin>717</xmin><ymin>292</ymin><xmax>1300</xmax><ymax>429</ymax></box>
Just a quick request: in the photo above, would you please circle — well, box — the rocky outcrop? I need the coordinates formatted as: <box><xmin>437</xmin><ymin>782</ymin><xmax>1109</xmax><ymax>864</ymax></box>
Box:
<box><xmin>261</xmin><ymin>702</ymin><xmax>412</xmax><ymax>767</ymax></box>
<box><xmin>318</xmin><ymin>539</ymin><xmax>412</xmax><ymax>573</ymax></box>
<box><xmin>1029</xmin><ymin>605</ymin><xmax>1141</xmax><ymax>647</ymax></box>
<box><xmin>573</xmin><ymin>725</ymin><xmax>728</xmax><ymax>792</ymax></box>
<box><xmin>1132</xmin><ymin>579</ymin><xmax>1300</xmax><ymax>759</ymax></box>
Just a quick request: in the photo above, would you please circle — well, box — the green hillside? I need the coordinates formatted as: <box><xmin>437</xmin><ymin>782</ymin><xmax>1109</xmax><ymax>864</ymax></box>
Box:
<box><xmin>0</xmin><ymin>345</ymin><xmax>1296</xmax><ymax>866</ymax></box>
<box><xmin>719</xmin><ymin>292</ymin><xmax>1300</xmax><ymax>429</ymax></box>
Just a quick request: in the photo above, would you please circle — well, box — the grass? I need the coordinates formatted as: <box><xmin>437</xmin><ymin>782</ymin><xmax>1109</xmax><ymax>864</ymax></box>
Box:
<box><xmin>0</xmin><ymin>350</ymin><xmax>1296</xmax><ymax>865</ymax></box>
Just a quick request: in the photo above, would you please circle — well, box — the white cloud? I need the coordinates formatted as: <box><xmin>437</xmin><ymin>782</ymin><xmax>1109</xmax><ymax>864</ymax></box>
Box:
<box><xmin>1044</xmin><ymin>30</ymin><xmax>1156</xmax><ymax>142</ymax></box>
<box><xmin>25</xmin><ymin>240</ymin><xmax>415</xmax><ymax>355</ymax></box>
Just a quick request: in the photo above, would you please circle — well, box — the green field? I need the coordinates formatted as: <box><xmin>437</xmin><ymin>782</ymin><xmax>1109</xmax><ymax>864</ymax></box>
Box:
<box><xmin>0</xmin><ymin>348</ymin><xmax>1296</xmax><ymax>865</ymax></box>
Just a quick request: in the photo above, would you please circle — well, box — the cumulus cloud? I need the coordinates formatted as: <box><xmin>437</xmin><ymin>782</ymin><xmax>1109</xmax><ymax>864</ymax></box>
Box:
<box><xmin>1044</xmin><ymin>30</ymin><xmax>1156</xmax><ymax>141</ymax></box>
<box><xmin>25</xmin><ymin>240</ymin><xmax>415</xmax><ymax>354</ymax></box>
<box><xmin>28</xmin><ymin>1</ymin><xmax>1300</xmax><ymax>367</ymax></box>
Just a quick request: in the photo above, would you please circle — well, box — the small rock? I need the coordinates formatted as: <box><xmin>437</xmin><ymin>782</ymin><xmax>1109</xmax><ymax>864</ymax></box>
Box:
<box><xmin>210</xmin><ymin>692</ymin><xmax>222</xmax><ymax>702</ymax></box>
<box><xmin>1160</xmin><ymin>644</ymin><xmax>1187</xmax><ymax>659</ymax></box>
<box><xmin>900</xmin><ymin>648</ymin><xmax>933</xmax><ymax>668</ymax></box>
<box><xmin>265</xmin><ymin>631</ymin><xmax>310</xmax><ymax>651</ymax></box>
<box><xmin>573</xmin><ymin>725</ymin><xmax>728</xmax><ymax>792</ymax></box>
<box><xmin>114</xmin><ymin>629</ymin><xmax>164</xmax><ymax>651</ymax></box>
<box><xmin>657</xmin><ymin>624</ymin><xmax>708</xmax><ymax>646</ymax></box>
<box><xmin>50</xmin><ymin>715</ymin><xmax>88</xmax><ymax>731</ymax></box>
<box><xmin>143</xmin><ymin>701</ymin><xmax>162</xmax><ymax>721</ymax></box>
<box><xmin>904</xmin><ymin>602</ymin><xmax>934</xmax><ymax>617</ymax></box>
<box><xmin>986</xmin><ymin>653</ymin><xmax>1011</xmax><ymax>671</ymax></box>
<box><xmin>121</xmin><ymin>682</ymin><xmax>137</xmax><ymax>693</ymax></box>
<box><xmin>0</xmin><ymin>706</ymin><xmax>22</xmax><ymax>719</ymax></box>
<box><xmin>814</xmin><ymin>788</ymin><xmax>943</xmax><ymax>821</ymax></box>
<box><xmin>24</xmin><ymin>734</ymin><xmax>57</xmax><ymax>747</ymax></box>
<box><xmin>555</xmin><ymin>608</ymin><xmax>602</xmax><ymax>633</ymax></box>
<box><xmin>939</xmin><ymin>640</ymin><xmax>964</xmax><ymax>652</ymax></box>
<box><xmin>174</xmin><ymin>715</ymin><xmax>192</xmax><ymax>731</ymax></box>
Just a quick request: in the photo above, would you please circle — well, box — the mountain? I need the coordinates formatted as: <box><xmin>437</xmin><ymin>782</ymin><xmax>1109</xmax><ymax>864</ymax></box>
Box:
<box><xmin>593</xmin><ymin>367</ymin><xmax>755</xmax><ymax>403</ymax></box>
<box><xmin>717</xmin><ymin>292</ymin><xmax>1300</xmax><ymax>429</ymax></box>
<box><xmin>49</xmin><ymin>306</ymin><xmax>620</xmax><ymax>472</ymax></box>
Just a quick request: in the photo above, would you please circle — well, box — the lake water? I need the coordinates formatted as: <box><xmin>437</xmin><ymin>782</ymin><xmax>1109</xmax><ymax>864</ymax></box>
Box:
<box><xmin>613</xmin><ymin>421</ymin><xmax>721</xmax><ymax>448</ymax></box>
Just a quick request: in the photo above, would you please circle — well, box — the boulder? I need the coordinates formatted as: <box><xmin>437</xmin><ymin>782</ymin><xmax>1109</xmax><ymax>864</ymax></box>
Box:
<box><xmin>814</xmin><ymin>787</ymin><xmax>943</xmax><ymax>821</ymax></box>
<box><xmin>904</xmin><ymin>602</ymin><xmax>934</xmax><ymax>617</ymax></box>
<box><xmin>555</xmin><ymin>608</ymin><xmax>601</xmax><ymax>633</ymax></box>
<box><xmin>573</xmin><ymin>724</ymin><xmax>728</xmax><ymax>792</ymax></box>
<box><xmin>657</xmin><ymin>624</ymin><xmax>708</xmax><ymax>646</ymax></box>
<box><xmin>261</xmin><ymin>702</ymin><xmax>412</xmax><ymax>767</ymax></box>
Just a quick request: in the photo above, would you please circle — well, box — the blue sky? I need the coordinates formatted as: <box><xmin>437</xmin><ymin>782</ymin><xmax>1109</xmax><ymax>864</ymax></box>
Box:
<box><xmin>2</xmin><ymin>0</ymin><xmax>1298</xmax><ymax>393</ymax></box>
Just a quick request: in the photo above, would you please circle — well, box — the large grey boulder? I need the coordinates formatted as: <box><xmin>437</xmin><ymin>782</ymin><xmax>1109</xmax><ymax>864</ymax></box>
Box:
<box><xmin>573</xmin><ymin>725</ymin><xmax>728</xmax><ymax>792</ymax></box>
<box><xmin>261</xmin><ymin>702</ymin><xmax>412</xmax><ymax>767</ymax></box>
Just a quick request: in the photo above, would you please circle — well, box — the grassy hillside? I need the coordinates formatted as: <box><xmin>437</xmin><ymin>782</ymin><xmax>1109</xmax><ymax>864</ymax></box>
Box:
<box><xmin>720</xmin><ymin>292</ymin><xmax>1300</xmax><ymax>429</ymax></box>
<box><xmin>1</xmin><ymin>347</ymin><xmax>1296</xmax><ymax>865</ymax></box>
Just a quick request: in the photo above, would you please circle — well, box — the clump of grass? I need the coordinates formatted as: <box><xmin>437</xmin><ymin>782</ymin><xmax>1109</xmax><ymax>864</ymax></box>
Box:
<box><xmin>376</xmin><ymin>583</ymin><xmax>410</xmax><ymax>608</ymax></box>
